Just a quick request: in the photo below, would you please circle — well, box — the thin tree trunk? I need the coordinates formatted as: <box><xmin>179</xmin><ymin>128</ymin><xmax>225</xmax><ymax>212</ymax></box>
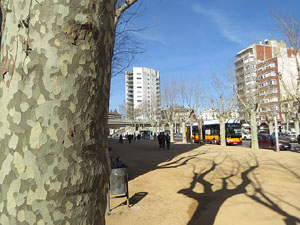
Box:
<box><xmin>220</xmin><ymin>118</ymin><xmax>226</xmax><ymax>146</ymax></box>
<box><xmin>181</xmin><ymin>121</ymin><xmax>187</xmax><ymax>143</ymax></box>
<box><xmin>268</xmin><ymin>121</ymin><xmax>274</xmax><ymax>134</ymax></box>
<box><xmin>0</xmin><ymin>1</ymin><xmax>116</xmax><ymax>224</ymax></box>
<box><xmin>295</xmin><ymin>118</ymin><xmax>300</xmax><ymax>136</ymax></box>
<box><xmin>170</xmin><ymin>123</ymin><xmax>174</xmax><ymax>142</ymax></box>
<box><xmin>197</xmin><ymin>119</ymin><xmax>203</xmax><ymax>144</ymax></box>
<box><xmin>161</xmin><ymin>123</ymin><xmax>165</xmax><ymax>132</ymax></box>
<box><xmin>251</xmin><ymin>110</ymin><xmax>259</xmax><ymax>149</ymax></box>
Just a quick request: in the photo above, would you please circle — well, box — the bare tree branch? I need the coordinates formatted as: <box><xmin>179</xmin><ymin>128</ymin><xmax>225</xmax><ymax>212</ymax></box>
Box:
<box><xmin>115</xmin><ymin>0</ymin><xmax>139</xmax><ymax>27</ymax></box>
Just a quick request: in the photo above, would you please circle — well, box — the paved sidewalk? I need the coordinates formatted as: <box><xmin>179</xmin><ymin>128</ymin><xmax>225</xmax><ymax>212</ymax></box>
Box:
<box><xmin>106</xmin><ymin>139</ymin><xmax>300</xmax><ymax>225</ymax></box>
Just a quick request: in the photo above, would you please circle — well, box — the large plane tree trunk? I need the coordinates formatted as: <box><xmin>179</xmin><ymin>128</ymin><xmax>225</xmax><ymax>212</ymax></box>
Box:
<box><xmin>0</xmin><ymin>0</ymin><xmax>116</xmax><ymax>224</ymax></box>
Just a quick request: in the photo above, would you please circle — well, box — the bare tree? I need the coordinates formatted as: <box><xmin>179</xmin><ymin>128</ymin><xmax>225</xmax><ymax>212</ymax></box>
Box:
<box><xmin>175</xmin><ymin>77</ymin><xmax>197</xmax><ymax>142</ymax></box>
<box><xmin>192</xmin><ymin>83</ymin><xmax>205</xmax><ymax>144</ymax></box>
<box><xmin>209</xmin><ymin>75</ymin><xmax>236</xmax><ymax>146</ymax></box>
<box><xmin>272</xmin><ymin>13</ymin><xmax>300</xmax><ymax>135</ymax></box>
<box><xmin>161</xmin><ymin>78</ymin><xmax>178</xmax><ymax>108</ymax></box>
<box><xmin>142</xmin><ymin>101</ymin><xmax>160</xmax><ymax>135</ymax></box>
<box><xmin>280</xmin><ymin>99</ymin><xmax>299</xmax><ymax>133</ymax></box>
<box><xmin>174</xmin><ymin>107</ymin><xmax>194</xmax><ymax>143</ymax></box>
<box><xmin>236</xmin><ymin>90</ymin><xmax>262</xmax><ymax>149</ymax></box>
<box><xmin>162</xmin><ymin>107</ymin><xmax>177</xmax><ymax>142</ymax></box>
<box><xmin>161</xmin><ymin>78</ymin><xmax>180</xmax><ymax>140</ymax></box>
<box><xmin>118</xmin><ymin>100</ymin><xmax>127</xmax><ymax>119</ymax></box>
<box><xmin>112</xmin><ymin>0</ymin><xmax>145</xmax><ymax>77</ymax></box>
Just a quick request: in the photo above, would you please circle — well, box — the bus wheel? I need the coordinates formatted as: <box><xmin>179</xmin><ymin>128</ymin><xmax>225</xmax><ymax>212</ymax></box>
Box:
<box><xmin>212</xmin><ymin>139</ymin><xmax>217</xmax><ymax>144</ymax></box>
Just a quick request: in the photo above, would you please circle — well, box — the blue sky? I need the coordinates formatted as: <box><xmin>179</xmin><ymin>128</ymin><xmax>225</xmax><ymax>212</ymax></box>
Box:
<box><xmin>109</xmin><ymin>0</ymin><xmax>300</xmax><ymax>111</ymax></box>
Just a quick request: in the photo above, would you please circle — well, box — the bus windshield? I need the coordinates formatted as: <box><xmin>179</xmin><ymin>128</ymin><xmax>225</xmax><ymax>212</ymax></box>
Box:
<box><xmin>226</xmin><ymin>124</ymin><xmax>242</xmax><ymax>137</ymax></box>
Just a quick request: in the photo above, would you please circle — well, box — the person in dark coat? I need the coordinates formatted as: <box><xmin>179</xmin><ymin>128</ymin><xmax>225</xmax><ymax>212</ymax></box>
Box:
<box><xmin>166</xmin><ymin>133</ymin><xmax>171</xmax><ymax>150</ymax></box>
<box><xmin>119</xmin><ymin>134</ymin><xmax>123</xmax><ymax>143</ymax></box>
<box><xmin>161</xmin><ymin>132</ymin><xmax>166</xmax><ymax>149</ymax></box>
<box><xmin>157</xmin><ymin>133</ymin><xmax>162</xmax><ymax>149</ymax></box>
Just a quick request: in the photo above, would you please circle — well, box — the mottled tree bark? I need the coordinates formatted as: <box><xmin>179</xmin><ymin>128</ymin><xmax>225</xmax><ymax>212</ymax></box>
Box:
<box><xmin>0</xmin><ymin>0</ymin><xmax>117</xmax><ymax>224</ymax></box>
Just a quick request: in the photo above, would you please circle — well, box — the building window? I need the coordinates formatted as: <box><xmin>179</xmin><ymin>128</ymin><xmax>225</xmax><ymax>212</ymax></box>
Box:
<box><xmin>270</xmin><ymin>80</ymin><xmax>277</xmax><ymax>85</ymax></box>
<box><xmin>137</xmin><ymin>77</ymin><xmax>142</xmax><ymax>80</ymax></box>
<box><xmin>137</xmin><ymin>100</ymin><xmax>142</xmax><ymax>102</ymax></box>
<box><xmin>270</xmin><ymin>97</ymin><xmax>278</xmax><ymax>102</ymax></box>
<box><xmin>259</xmin><ymin>91</ymin><xmax>265</xmax><ymax>96</ymax></box>
<box><xmin>137</xmin><ymin>86</ymin><xmax>142</xmax><ymax>88</ymax></box>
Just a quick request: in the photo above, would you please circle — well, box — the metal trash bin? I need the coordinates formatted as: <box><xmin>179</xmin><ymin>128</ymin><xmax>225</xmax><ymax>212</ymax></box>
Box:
<box><xmin>110</xmin><ymin>168</ymin><xmax>127</xmax><ymax>195</ymax></box>
<box><xmin>107</xmin><ymin>168</ymin><xmax>129</xmax><ymax>212</ymax></box>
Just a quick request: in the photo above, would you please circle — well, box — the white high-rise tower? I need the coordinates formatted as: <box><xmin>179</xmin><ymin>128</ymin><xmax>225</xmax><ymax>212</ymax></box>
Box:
<box><xmin>125</xmin><ymin>67</ymin><xmax>161</xmax><ymax>120</ymax></box>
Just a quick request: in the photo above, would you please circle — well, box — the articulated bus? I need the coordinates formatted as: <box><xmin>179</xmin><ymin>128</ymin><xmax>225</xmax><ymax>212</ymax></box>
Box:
<box><xmin>203</xmin><ymin>119</ymin><xmax>242</xmax><ymax>145</ymax></box>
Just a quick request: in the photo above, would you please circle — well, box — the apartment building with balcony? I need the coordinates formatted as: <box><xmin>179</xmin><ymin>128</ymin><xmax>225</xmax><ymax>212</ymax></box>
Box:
<box><xmin>125</xmin><ymin>67</ymin><xmax>161</xmax><ymax>120</ymax></box>
<box><xmin>235</xmin><ymin>39</ymin><xmax>298</xmax><ymax>130</ymax></box>
<box><xmin>256</xmin><ymin>57</ymin><xmax>281</xmax><ymax>123</ymax></box>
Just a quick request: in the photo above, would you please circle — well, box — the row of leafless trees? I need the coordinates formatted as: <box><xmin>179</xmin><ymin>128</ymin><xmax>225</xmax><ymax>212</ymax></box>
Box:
<box><xmin>156</xmin><ymin>16</ymin><xmax>300</xmax><ymax>149</ymax></box>
<box><xmin>117</xmin><ymin>13</ymin><xmax>300</xmax><ymax>150</ymax></box>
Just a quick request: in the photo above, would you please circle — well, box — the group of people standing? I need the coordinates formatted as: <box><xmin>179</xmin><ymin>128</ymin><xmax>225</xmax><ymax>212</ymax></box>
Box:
<box><xmin>119</xmin><ymin>133</ymin><xmax>141</xmax><ymax>143</ymax></box>
<box><xmin>157</xmin><ymin>132</ymin><xmax>171</xmax><ymax>150</ymax></box>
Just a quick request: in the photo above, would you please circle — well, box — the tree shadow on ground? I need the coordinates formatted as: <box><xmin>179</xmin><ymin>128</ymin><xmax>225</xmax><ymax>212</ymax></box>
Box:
<box><xmin>158</xmin><ymin>151</ymin><xmax>300</xmax><ymax>225</ymax></box>
<box><xmin>173</xmin><ymin>153</ymin><xmax>258</xmax><ymax>225</ymax></box>
<box><xmin>246</xmin><ymin>159</ymin><xmax>300</xmax><ymax>225</ymax></box>
<box><xmin>108</xmin><ymin>139</ymin><xmax>203</xmax><ymax>181</ymax></box>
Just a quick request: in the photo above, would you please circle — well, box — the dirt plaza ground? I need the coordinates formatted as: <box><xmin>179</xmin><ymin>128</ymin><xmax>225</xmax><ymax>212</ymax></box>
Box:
<box><xmin>105</xmin><ymin>138</ymin><xmax>300</xmax><ymax>225</ymax></box>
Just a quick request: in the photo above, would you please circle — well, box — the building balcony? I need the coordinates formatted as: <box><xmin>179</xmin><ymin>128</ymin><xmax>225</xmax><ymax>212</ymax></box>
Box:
<box><xmin>235</xmin><ymin>57</ymin><xmax>243</xmax><ymax>64</ymax></box>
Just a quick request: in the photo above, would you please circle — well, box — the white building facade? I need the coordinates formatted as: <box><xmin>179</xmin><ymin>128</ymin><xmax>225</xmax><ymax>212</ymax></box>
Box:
<box><xmin>125</xmin><ymin>67</ymin><xmax>161</xmax><ymax>120</ymax></box>
<box><xmin>202</xmin><ymin>108</ymin><xmax>239</xmax><ymax>121</ymax></box>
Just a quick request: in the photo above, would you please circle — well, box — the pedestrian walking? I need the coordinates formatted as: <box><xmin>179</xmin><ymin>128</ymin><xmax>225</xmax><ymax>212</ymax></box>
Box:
<box><xmin>128</xmin><ymin>134</ymin><xmax>132</xmax><ymax>143</ymax></box>
<box><xmin>161</xmin><ymin>132</ymin><xmax>166</xmax><ymax>149</ymax></box>
<box><xmin>119</xmin><ymin>134</ymin><xmax>123</xmax><ymax>143</ymax></box>
<box><xmin>166</xmin><ymin>133</ymin><xmax>171</xmax><ymax>150</ymax></box>
<box><xmin>157</xmin><ymin>132</ymin><xmax>162</xmax><ymax>149</ymax></box>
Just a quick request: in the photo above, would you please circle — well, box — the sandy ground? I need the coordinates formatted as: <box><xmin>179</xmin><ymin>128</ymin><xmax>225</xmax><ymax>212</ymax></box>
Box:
<box><xmin>105</xmin><ymin>139</ymin><xmax>300</xmax><ymax>225</ymax></box>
